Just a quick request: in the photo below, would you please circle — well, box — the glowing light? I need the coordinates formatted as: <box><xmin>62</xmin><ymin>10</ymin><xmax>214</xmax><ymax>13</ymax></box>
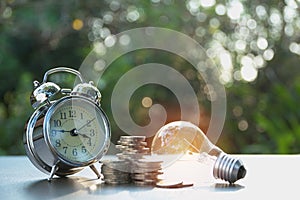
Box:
<box><xmin>104</xmin><ymin>35</ymin><xmax>116</xmax><ymax>47</ymax></box>
<box><xmin>200</xmin><ymin>0</ymin><xmax>215</xmax><ymax>8</ymax></box>
<box><xmin>103</xmin><ymin>13</ymin><xmax>113</xmax><ymax>24</ymax></box>
<box><xmin>72</xmin><ymin>19</ymin><xmax>84</xmax><ymax>31</ymax></box>
<box><xmin>215</xmin><ymin>4</ymin><xmax>226</xmax><ymax>15</ymax></box>
<box><xmin>284</xmin><ymin>6</ymin><xmax>297</xmax><ymax>23</ymax></box>
<box><xmin>100</xmin><ymin>27</ymin><xmax>111</xmax><ymax>39</ymax></box>
<box><xmin>142</xmin><ymin>97</ymin><xmax>153</xmax><ymax>108</ymax></box>
<box><xmin>209</xmin><ymin>18</ymin><xmax>220</xmax><ymax>28</ymax></box>
<box><xmin>285</xmin><ymin>0</ymin><xmax>298</xmax><ymax>9</ymax></box>
<box><xmin>270</xmin><ymin>12</ymin><xmax>282</xmax><ymax>26</ymax></box>
<box><xmin>94</xmin><ymin>59</ymin><xmax>106</xmax><ymax>72</ymax></box>
<box><xmin>94</xmin><ymin>42</ymin><xmax>106</xmax><ymax>56</ymax></box>
<box><xmin>227</xmin><ymin>0</ymin><xmax>244</xmax><ymax>20</ymax></box>
<box><xmin>257</xmin><ymin>37</ymin><xmax>268</xmax><ymax>50</ymax></box>
<box><xmin>219</xmin><ymin>72</ymin><xmax>232</xmax><ymax>84</ymax></box>
<box><xmin>195</xmin><ymin>27</ymin><xmax>206</xmax><ymax>37</ymax></box>
<box><xmin>289</xmin><ymin>42</ymin><xmax>300</xmax><ymax>55</ymax></box>
<box><xmin>254</xmin><ymin>55</ymin><xmax>265</xmax><ymax>68</ymax></box>
<box><xmin>241</xmin><ymin>65</ymin><xmax>258</xmax><ymax>82</ymax></box>
<box><xmin>247</xmin><ymin>19</ymin><xmax>257</xmax><ymax>30</ymax></box>
<box><xmin>220</xmin><ymin>51</ymin><xmax>232</xmax><ymax>70</ymax></box>
<box><xmin>263</xmin><ymin>49</ymin><xmax>274</xmax><ymax>61</ymax></box>
<box><xmin>235</xmin><ymin>40</ymin><xmax>247</xmax><ymax>52</ymax></box>
<box><xmin>241</xmin><ymin>55</ymin><xmax>253</xmax><ymax>67</ymax></box>
<box><xmin>2</xmin><ymin>7</ymin><xmax>12</xmax><ymax>19</ymax></box>
<box><xmin>238</xmin><ymin>120</ymin><xmax>248</xmax><ymax>131</ymax></box>
<box><xmin>233</xmin><ymin>106</ymin><xmax>243</xmax><ymax>117</ymax></box>
<box><xmin>89</xmin><ymin>184</ymin><xmax>97</xmax><ymax>191</ymax></box>
<box><xmin>256</xmin><ymin>5</ymin><xmax>267</xmax><ymax>18</ymax></box>
<box><xmin>284</xmin><ymin>24</ymin><xmax>294</xmax><ymax>37</ymax></box>
<box><xmin>233</xmin><ymin>70</ymin><xmax>242</xmax><ymax>81</ymax></box>
<box><xmin>127</xmin><ymin>7</ymin><xmax>140</xmax><ymax>22</ymax></box>
<box><xmin>119</xmin><ymin>34</ymin><xmax>131</xmax><ymax>46</ymax></box>
<box><xmin>110</xmin><ymin>1</ymin><xmax>121</xmax><ymax>11</ymax></box>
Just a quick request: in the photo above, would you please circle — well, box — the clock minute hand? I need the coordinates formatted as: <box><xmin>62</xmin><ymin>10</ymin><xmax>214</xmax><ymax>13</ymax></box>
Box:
<box><xmin>78</xmin><ymin>117</ymin><xmax>96</xmax><ymax>131</ymax></box>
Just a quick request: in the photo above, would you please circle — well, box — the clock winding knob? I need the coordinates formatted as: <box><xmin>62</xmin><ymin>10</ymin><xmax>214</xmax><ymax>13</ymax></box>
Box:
<box><xmin>71</xmin><ymin>81</ymin><xmax>102</xmax><ymax>105</ymax></box>
<box><xmin>30</xmin><ymin>81</ymin><xmax>61</xmax><ymax>109</ymax></box>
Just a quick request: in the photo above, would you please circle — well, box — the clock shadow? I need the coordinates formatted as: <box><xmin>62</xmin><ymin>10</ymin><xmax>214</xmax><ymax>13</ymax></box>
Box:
<box><xmin>25</xmin><ymin>176</ymin><xmax>93</xmax><ymax>200</ymax></box>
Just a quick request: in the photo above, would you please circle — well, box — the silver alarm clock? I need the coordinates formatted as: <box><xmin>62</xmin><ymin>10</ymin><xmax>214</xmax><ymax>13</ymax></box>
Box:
<box><xmin>24</xmin><ymin>67</ymin><xmax>110</xmax><ymax>181</ymax></box>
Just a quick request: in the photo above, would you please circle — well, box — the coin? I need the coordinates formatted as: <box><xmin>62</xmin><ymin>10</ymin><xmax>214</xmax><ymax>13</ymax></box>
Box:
<box><xmin>156</xmin><ymin>181</ymin><xmax>183</xmax><ymax>188</ymax></box>
<box><xmin>156</xmin><ymin>181</ymin><xmax>194</xmax><ymax>188</ymax></box>
<box><xmin>102</xmin><ymin>135</ymin><xmax>164</xmax><ymax>186</ymax></box>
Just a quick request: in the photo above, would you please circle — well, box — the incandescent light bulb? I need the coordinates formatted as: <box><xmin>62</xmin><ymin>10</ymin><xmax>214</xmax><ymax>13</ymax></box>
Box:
<box><xmin>151</xmin><ymin>121</ymin><xmax>246</xmax><ymax>183</ymax></box>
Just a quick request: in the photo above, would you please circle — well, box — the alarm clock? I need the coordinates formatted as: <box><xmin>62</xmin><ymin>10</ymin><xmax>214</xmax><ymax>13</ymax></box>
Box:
<box><xmin>23</xmin><ymin>67</ymin><xmax>110</xmax><ymax>181</ymax></box>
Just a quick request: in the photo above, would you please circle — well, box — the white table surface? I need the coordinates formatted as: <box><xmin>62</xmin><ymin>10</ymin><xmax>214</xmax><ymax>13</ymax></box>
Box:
<box><xmin>0</xmin><ymin>155</ymin><xmax>299</xmax><ymax>200</ymax></box>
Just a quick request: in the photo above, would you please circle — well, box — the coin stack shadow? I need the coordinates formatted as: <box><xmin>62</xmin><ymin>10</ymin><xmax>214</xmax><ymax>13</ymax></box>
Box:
<box><xmin>101</xmin><ymin>136</ymin><xmax>163</xmax><ymax>186</ymax></box>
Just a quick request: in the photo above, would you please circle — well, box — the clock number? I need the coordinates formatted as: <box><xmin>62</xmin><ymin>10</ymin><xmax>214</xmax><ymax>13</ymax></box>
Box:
<box><xmin>86</xmin><ymin>120</ymin><xmax>91</xmax><ymax>127</ymax></box>
<box><xmin>63</xmin><ymin>147</ymin><xmax>68</xmax><ymax>154</ymax></box>
<box><xmin>82</xmin><ymin>146</ymin><xmax>87</xmax><ymax>153</ymax></box>
<box><xmin>69</xmin><ymin>110</ymin><xmax>76</xmax><ymax>118</ymax></box>
<box><xmin>51</xmin><ymin>130</ymin><xmax>57</xmax><ymax>137</ymax></box>
<box><xmin>87</xmin><ymin>138</ymin><xmax>92</xmax><ymax>146</ymax></box>
<box><xmin>55</xmin><ymin>139</ymin><xmax>61</xmax><ymax>147</ymax></box>
<box><xmin>72</xmin><ymin>148</ymin><xmax>78</xmax><ymax>156</ymax></box>
<box><xmin>60</xmin><ymin>112</ymin><xmax>67</xmax><ymax>119</ymax></box>
<box><xmin>80</xmin><ymin>113</ymin><xmax>84</xmax><ymax>119</ymax></box>
<box><xmin>90</xmin><ymin>129</ymin><xmax>95</xmax><ymax>137</ymax></box>
<box><xmin>53</xmin><ymin>120</ymin><xmax>61</xmax><ymax>127</ymax></box>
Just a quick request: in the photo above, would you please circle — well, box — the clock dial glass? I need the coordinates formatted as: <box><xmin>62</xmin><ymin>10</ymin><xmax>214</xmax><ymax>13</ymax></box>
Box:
<box><xmin>45</xmin><ymin>97</ymin><xmax>109</xmax><ymax>164</ymax></box>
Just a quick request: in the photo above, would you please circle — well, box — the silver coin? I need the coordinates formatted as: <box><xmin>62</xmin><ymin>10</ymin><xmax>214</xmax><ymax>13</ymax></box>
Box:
<box><xmin>102</xmin><ymin>167</ymin><xmax>130</xmax><ymax>173</ymax></box>
<box><xmin>105</xmin><ymin>180</ymin><xmax>130</xmax><ymax>185</ymax></box>
<box><xmin>131</xmin><ymin>175</ymin><xmax>159</xmax><ymax>181</ymax></box>
<box><xmin>137</xmin><ymin>159</ymin><xmax>163</xmax><ymax>165</ymax></box>
<box><xmin>101</xmin><ymin>160</ymin><xmax>130</xmax><ymax>166</ymax></box>
<box><xmin>133</xmin><ymin>163</ymin><xmax>161</xmax><ymax>169</ymax></box>
<box><xmin>116</xmin><ymin>153</ymin><xmax>145</xmax><ymax>160</ymax></box>
<box><xmin>132</xmin><ymin>168</ymin><xmax>162</xmax><ymax>174</ymax></box>
<box><xmin>133</xmin><ymin>181</ymin><xmax>156</xmax><ymax>186</ymax></box>
<box><xmin>122</xmin><ymin>148</ymin><xmax>149</xmax><ymax>154</ymax></box>
<box><xmin>120</xmin><ymin>136</ymin><xmax>146</xmax><ymax>141</ymax></box>
<box><xmin>117</xmin><ymin>141</ymin><xmax>147</xmax><ymax>147</ymax></box>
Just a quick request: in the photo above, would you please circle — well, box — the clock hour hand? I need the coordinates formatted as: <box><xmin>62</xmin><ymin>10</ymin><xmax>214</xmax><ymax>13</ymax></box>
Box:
<box><xmin>77</xmin><ymin>132</ymin><xmax>91</xmax><ymax>139</ymax></box>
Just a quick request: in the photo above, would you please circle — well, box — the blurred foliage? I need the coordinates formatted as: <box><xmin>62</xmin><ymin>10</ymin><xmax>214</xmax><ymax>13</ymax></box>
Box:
<box><xmin>1</xmin><ymin>0</ymin><xmax>300</xmax><ymax>155</ymax></box>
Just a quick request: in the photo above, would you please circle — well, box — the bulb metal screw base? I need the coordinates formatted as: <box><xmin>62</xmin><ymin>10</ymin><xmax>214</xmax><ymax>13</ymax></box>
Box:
<box><xmin>213</xmin><ymin>153</ymin><xmax>246</xmax><ymax>184</ymax></box>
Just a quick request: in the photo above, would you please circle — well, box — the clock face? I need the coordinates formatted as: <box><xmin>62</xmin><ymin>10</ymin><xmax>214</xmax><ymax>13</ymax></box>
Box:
<box><xmin>44</xmin><ymin>97</ymin><xmax>110</xmax><ymax>165</ymax></box>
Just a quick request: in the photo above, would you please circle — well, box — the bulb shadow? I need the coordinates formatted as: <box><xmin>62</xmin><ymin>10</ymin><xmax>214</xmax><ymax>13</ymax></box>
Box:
<box><xmin>211</xmin><ymin>183</ymin><xmax>245</xmax><ymax>192</ymax></box>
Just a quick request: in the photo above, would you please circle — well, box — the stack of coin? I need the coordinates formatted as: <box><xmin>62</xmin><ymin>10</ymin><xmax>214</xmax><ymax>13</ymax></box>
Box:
<box><xmin>116</xmin><ymin>136</ymin><xmax>149</xmax><ymax>161</ymax></box>
<box><xmin>101</xmin><ymin>160</ymin><xmax>131</xmax><ymax>185</ymax></box>
<box><xmin>101</xmin><ymin>136</ymin><xmax>163</xmax><ymax>186</ymax></box>
<box><xmin>131</xmin><ymin>159</ymin><xmax>163</xmax><ymax>186</ymax></box>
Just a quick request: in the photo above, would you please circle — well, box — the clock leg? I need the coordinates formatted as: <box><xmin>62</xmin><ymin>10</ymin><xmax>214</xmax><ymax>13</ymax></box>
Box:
<box><xmin>89</xmin><ymin>164</ymin><xmax>101</xmax><ymax>179</ymax></box>
<box><xmin>48</xmin><ymin>163</ymin><xmax>59</xmax><ymax>181</ymax></box>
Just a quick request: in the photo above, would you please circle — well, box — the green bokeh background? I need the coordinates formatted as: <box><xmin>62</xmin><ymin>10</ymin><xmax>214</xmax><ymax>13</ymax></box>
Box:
<box><xmin>1</xmin><ymin>0</ymin><xmax>300</xmax><ymax>155</ymax></box>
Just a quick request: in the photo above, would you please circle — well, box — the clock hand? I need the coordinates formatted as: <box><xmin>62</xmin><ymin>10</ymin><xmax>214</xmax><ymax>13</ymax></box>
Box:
<box><xmin>78</xmin><ymin>117</ymin><xmax>96</xmax><ymax>131</ymax></box>
<box><xmin>54</xmin><ymin>129</ymin><xmax>72</xmax><ymax>133</ymax></box>
<box><xmin>77</xmin><ymin>132</ymin><xmax>91</xmax><ymax>139</ymax></box>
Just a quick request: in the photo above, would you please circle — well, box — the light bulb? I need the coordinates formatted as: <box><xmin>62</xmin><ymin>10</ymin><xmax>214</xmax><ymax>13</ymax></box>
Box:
<box><xmin>151</xmin><ymin>121</ymin><xmax>246</xmax><ymax>183</ymax></box>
